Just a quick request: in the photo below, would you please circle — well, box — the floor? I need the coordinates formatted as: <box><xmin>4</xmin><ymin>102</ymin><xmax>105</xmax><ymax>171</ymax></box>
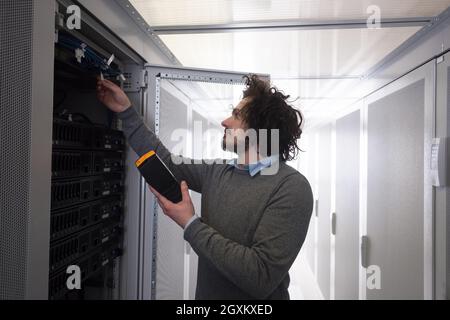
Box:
<box><xmin>288</xmin><ymin>250</ymin><xmax>324</xmax><ymax>300</ymax></box>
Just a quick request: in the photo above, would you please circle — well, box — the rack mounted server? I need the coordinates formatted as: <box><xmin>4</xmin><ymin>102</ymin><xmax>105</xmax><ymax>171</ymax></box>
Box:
<box><xmin>49</xmin><ymin>118</ymin><xmax>126</xmax><ymax>299</ymax></box>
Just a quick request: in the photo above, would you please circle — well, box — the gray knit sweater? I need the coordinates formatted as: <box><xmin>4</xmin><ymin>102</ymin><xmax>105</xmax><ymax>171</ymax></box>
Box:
<box><xmin>118</xmin><ymin>107</ymin><xmax>314</xmax><ymax>300</ymax></box>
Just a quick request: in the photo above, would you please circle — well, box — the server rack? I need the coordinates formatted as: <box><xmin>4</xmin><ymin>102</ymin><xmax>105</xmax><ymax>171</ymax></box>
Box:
<box><xmin>46</xmin><ymin>0</ymin><xmax>146</xmax><ymax>299</ymax></box>
<box><xmin>47</xmin><ymin>0</ymin><xmax>149</xmax><ymax>300</ymax></box>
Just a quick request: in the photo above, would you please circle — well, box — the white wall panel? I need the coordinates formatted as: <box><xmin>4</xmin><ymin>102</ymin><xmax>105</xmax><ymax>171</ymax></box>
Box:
<box><xmin>317</xmin><ymin>125</ymin><xmax>332</xmax><ymax>299</ymax></box>
<box><xmin>335</xmin><ymin>110</ymin><xmax>360</xmax><ymax>300</ymax></box>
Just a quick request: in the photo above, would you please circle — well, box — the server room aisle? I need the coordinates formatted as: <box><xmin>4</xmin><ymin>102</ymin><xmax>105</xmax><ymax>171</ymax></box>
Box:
<box><xmin>128</xmin><ymin>0</ymin><xmax>450</xmax><ymax>300</ymax></box>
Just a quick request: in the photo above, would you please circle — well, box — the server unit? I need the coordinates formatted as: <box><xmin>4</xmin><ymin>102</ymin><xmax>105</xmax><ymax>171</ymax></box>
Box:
<box><xmin>49</xmin><ymin>122</ymin><xmax>125</xmax><ymax>299</ymax></box>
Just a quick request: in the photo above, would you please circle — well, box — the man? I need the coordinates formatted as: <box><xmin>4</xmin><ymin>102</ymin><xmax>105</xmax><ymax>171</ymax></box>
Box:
<box><xmin>97</xmin><ymin>75</ymin><xmax>313</xmax><ymax>300</ymax></box>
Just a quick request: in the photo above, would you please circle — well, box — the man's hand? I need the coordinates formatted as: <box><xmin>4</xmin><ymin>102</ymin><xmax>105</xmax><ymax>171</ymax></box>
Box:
<box><xmin>149</xmin><ymin>181</ymin><xmax>195</xmax><ymax>229</ymax></box>
<box><xmin>96</xmin><ymin>79</ymin><xmax>132</xmax><ymax>113</ymax></box>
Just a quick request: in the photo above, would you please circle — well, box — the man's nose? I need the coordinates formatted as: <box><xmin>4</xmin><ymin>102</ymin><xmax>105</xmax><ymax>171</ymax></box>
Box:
<box><xmin>221</xmin><ymin>118</ymin><xmax>229</xmax><ymax>128</ymax></box>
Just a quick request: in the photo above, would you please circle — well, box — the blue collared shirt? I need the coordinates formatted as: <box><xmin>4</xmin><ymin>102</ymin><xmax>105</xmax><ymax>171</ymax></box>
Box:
<box><xmin>227</xmin><ymin>155</ymin><xmax>280</xmax><ymax>177</ymax></box>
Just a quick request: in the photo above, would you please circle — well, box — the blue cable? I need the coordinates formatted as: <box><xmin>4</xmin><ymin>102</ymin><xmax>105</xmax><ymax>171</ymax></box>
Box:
<box><xmin>57</xmin><ymin>33</ymin><xmax>121</xmax><ymax>77</ymax></box>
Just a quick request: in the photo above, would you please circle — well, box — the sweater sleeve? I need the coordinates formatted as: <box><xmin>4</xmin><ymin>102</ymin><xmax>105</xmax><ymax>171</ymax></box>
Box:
<box><xmin>117</xmin><ymin>106</ymin><xmax>208</xmax><ymax>193</ymax></box>
<box><xmin>183</xmin><ymin>173</ymin><xmax>314</xmax><ymax>299</ymax></box>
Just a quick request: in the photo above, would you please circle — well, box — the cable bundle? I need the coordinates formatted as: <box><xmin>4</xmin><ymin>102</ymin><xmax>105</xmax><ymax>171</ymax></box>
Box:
<box><xmin>57</xmin><ymin>33</ymin><xmax>122</xmax><ymax>77</ymax></box>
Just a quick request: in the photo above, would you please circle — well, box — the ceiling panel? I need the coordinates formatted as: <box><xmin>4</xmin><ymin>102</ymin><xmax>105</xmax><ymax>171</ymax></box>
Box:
<box><xmin>160</xmin><ymin>27</ymin><xmax>420</xmax><ymax>78</ymax></box>
<box><xmin>130</xmin><ymin>0</ymin><xmax>450</xmax><ymax>27</ymax></box>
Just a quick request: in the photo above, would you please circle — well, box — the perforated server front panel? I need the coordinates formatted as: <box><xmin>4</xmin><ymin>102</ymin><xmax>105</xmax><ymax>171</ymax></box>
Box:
<box><xmin>0</xmin><ymin>0</ymin><xmax>34</xmax><ymax>300</ymax></box>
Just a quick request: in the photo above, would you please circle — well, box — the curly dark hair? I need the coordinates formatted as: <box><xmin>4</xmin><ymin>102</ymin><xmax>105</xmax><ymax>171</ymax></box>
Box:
<box><xmin>239</xmin><ymin>74</ymin><xmax>303</xmax><ymax>162</ymax></box>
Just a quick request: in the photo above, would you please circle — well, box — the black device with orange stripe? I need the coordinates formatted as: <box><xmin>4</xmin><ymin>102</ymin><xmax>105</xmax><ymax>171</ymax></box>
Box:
<box><xmin>135</xmin><ymin>150</ymin><xmax>182</xmax><ymax>203</ymax></box>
